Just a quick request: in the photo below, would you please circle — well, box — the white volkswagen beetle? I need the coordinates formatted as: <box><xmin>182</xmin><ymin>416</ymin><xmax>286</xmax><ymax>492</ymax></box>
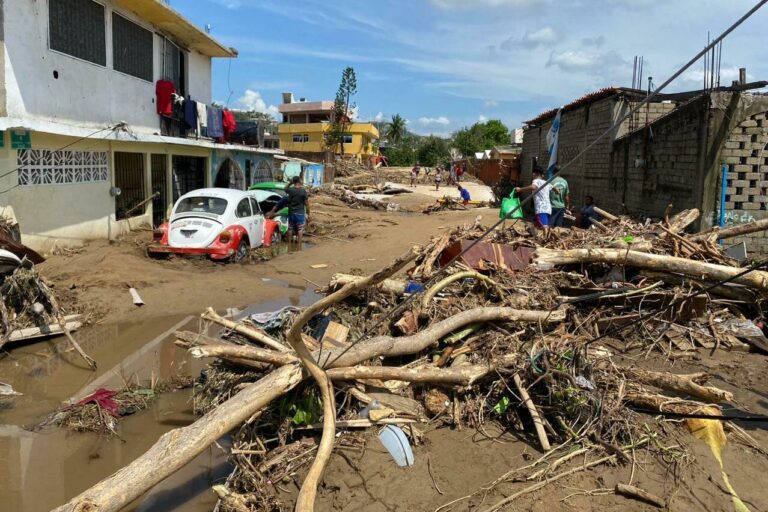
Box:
<box><xmin>148</xmin><ymin>188</ymin><xmax>285</xmax><ymax>262</ymax></box>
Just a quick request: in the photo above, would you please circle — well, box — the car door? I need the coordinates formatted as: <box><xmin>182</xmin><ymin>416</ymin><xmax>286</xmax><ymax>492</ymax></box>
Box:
<box><xmin>234</xmin><ymin>197</ymin><xmax>255</xmax><ymax>247</ymax></box>
<box><xmin>249</xmin><ymin>197</ymin><xmax>264</xmax><ymax>248</ymax></box>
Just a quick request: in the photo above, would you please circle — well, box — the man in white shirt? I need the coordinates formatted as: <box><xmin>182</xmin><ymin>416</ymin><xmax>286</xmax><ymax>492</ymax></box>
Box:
<box><xmin>515</xmin><ymin>167</ymin><xmax>553</xmax><ymax>236</ymax></box>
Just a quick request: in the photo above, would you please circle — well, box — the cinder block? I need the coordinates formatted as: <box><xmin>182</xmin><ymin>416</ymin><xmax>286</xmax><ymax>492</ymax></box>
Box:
<box><xmin>741</xmin><ymin>120</ymin><xmax>759</xmax><ymax>128</ymax></box>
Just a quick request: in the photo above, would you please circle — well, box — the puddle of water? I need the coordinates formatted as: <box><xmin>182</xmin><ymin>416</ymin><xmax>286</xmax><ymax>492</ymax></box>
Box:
<box><xmin>0</xmin><ymin>285</ymin><xmax>322</xmax><ymax>512</ymax></box>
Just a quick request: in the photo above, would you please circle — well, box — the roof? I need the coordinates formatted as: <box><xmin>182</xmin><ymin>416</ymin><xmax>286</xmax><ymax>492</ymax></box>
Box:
<box><xmin>278</xmin><ymin>101</ymin><xmax>335</xmax><ymax>114</ymax></box>
<box><xmin>114</xmin><ymin>0</ymin><xmax>236</xmax><ymax>58</ymax></box>
<box><xmin>524</xmin><ymin>87</ymin><xmax>647</xmax><ymax>126</ymax></box>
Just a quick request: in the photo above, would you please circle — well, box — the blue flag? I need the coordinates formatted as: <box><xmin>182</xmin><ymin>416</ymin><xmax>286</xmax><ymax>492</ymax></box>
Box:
<box><xmin>546</xmin><ymin>109</ymin><xmax>561</xmax><ymax>179</ymax></box>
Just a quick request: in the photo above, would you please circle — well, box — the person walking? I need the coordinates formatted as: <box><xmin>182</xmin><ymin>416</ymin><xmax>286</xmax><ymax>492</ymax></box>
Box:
<box><xmin>268</xmin><ymin>176</ymin><xmax>309</xmax><ymax>245</ymax></box>
<box><xmin>515</xmin><ymin>167</ymin><xmax>553</xmax><ymax>236</ymax></box>
<box><xmin>434</xmin><ymin>166</ymin><xmax>443</xmax><ymax>191</ymax></box>
<box><xmin>549</xmin><ymin>172</ymin><xmax>571</xmax><ymax>228</ymax></box>
<box><xmin>410</xmin><ymin>164</ymin><xmax>420</xmax><ymax>188</ymax></box>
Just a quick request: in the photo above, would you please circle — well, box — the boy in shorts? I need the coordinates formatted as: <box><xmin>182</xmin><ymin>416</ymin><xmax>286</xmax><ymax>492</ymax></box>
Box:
<box><xmin>515</xmin><ymin>167</ymin><xmax>552</xmax><ymax>237</ymax></box>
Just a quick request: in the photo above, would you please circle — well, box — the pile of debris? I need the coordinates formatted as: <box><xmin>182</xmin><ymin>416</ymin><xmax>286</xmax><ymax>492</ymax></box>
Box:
<box><xmin>318</xmin><ymin>184</ymin><xmax>403</xmax><ymax>212</ymax></box>
<box><xmin>55</xmin><ymin>208</ymin><xmax>768</xmax><ymax>512</ymax></box>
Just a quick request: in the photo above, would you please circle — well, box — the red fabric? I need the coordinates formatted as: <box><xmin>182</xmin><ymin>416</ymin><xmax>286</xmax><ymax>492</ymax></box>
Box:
<box><xmin>77</xmin><ymin>388</ymin><xmax>120</xmax><ymax>417</ymax></box>
<box><xmin>155</xmin><ymin>80</ymin><xmax>176</xmax><ymax>115</ymax></box>
<box><xmin>222</xmin><ymin>110</ymin><xmax>237</xmax><ymax>140</ymax></box>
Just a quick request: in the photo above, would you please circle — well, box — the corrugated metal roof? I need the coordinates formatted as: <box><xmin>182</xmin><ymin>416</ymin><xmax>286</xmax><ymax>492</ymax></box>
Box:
<box><xmin>114</xmin><ymin>0</ymin><xmax>236</xmax><ymax>58</ymax></box>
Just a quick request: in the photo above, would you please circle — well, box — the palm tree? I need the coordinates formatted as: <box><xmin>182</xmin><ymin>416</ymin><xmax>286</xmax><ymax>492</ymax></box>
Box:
<box><xmin>386</xmin><ymin>114</ymin><xmax>407</xmax><ymax>145</ymax></box>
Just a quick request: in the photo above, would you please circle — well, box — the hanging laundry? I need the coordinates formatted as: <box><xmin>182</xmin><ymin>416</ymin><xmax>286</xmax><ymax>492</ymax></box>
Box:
<box><xmin>222</xmin><ymin>110</ymin><xmax>237</xmax><ymax>140</ymax></box>
<box><xmin>184</xmin><ymin>98</ymin><xmax>198</xmax><ymax>131</ymax></box>
<box><xmin>207</xmin><ymin>106</ymin><xmax>224</xmax><ymax>139</ymax></box>
<box><xmin>155</xmin><ymin>80</ymin><xmax>176</xmax><ymax>115</ymax></box>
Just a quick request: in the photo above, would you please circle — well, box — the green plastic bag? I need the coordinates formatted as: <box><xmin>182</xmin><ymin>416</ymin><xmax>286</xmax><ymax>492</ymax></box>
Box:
<box><xmin>500</xmin><ymin>191</ymin><xmax>523</xmax><ymax>219</ymax></box>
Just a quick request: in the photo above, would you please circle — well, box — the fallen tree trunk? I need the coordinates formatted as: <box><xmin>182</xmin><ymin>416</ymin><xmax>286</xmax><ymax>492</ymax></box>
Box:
<box><xmin>624</xmin><ymin>391</ymin><xmax>722</xmax><ymax>416</ymax></box>
<box><xmin>328</xmin><ymin>273</ymin><xmax>407</xmax><ymax>295</ymax></box>
<box><xmin>201</xmin><ymin>307</ymin><xmax>289</xmax><ymax>353</ymax></box>
<box><xmin>326</xmin><ymin>364</ymin><xmax>492</xmax><ymax>385</ymax></box>
<box><xmin>534</xmin><ymin>247</ymin><xmax>768</xmax><ymax>290</ymax></box>
<box><xmin>55</xmin><ymin>304</ymin><xmax>560</xmax><ymax>511</ymax></box>
<box><xmin>624</xmin><ymin>368</ymin><xmax>733</xmax><ymax>403</ymax></box>
<box><xmin>285</xmin><ymin>245</ymin><xmax>420</xmax><ymax>511</ymax></box>
<box><xmin>188</xmin><ymin>343</ymin><xmax>298</xmax><ymax>367</ymax></box>
<box><xmin>51</xmin><ymin>364</ymin><xmax>304</xmax><ymax>512</ymax></box>
<box><xmin>690</xmin><ymin>217</ymin><xmax>768</xmax><ymax>243</ymax></box>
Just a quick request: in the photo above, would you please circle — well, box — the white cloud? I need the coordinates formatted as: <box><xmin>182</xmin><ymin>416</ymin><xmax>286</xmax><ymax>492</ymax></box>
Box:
<box><xmin>237</xmin><ymin>89</ymin><xmax>279</xmax><ymax>116</ymax></box>
<box><xmin>478</xmin><ymin>115</ymin><xmax>488</xmax><ymax>122</ymax></box>
<box><xmin>211</xmin><ymin>0</ymin><xmax>242</xmax><ymax>8</ymax></box>
<box><xmin>546</xmin><ymin>49</ymin><xmax>627</xmax><ymax>73</ymax></box>
<box><xmin>682</xmin><ymin>65</ymin><xmax>751</xmax><ymax>87</ymax></box>
<box><xmin>501</xmin><ymin>26</ymin><xmax>561</xmax><ymax>51</ymax></box>
<box><xmin>582</xmin><ymin>35</ymin><xmax>606</xmax><ymax>47</ymax></box>
<box><xmin>374</xmin><ymin>112</ymin><xmax>386</xmax><ymax>122</ymax></box>
<box><xmin>484</xmin><ymin>99</ymin><xmax>499</xmax><ymax>108</ymax></box>
<box><xmin>417</xmin><ymin>116</ymin><xmax>451</xmax><ymax>126</ymax></box>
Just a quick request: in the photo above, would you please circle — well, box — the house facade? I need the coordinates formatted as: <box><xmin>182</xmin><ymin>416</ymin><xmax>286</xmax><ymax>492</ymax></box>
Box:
<box><xmin>277</xmin><ymin>93</ymin><xmax>379</xmax><ymax>162</ymax></box>
<box><xmin>0</xmin><ymin>0</ymin><xmax>281</xmax><ymax>250</ymax></box>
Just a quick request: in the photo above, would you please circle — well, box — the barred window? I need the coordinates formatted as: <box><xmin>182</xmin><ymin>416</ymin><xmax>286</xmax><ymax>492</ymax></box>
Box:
<box><xmin>18</xmin><ymin>149</ymin><xmax>109</xmax><ymax>186</ymax></box>
<box><xmin>112</xmin><ymin>13</ymin><xmax>153</xmax><ymax>82</ymax></box>
<box><xmin>49</xmin><ymin>0</ymin><xmax>106</xmax><ymax>66</ymax></box>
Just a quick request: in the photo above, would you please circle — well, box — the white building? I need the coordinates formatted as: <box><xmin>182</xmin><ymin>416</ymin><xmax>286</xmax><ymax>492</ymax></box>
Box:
<box><xmin>0</xmin><ymin>0</ymin><xmax>281</xmax><ymax>250</ymax></box>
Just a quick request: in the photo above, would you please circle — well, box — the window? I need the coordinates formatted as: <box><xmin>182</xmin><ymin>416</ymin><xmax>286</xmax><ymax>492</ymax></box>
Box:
<box><xmin>163</xmin><ymin>38</ymin><xmax>186</xmax><ymax>96</ymax></box>
<box><xmin>49</xmin><ymin>0</ymin><xmax>106</xmax><ymax>66</ymax></box>
<box><xmin>18</xmin><ymin>149</ymin><xmax>108</xmax><ymax>185</ymax></box>
<box><xmin>343</xmin><ymin>134</ymin><xmax>354</xmax><ymax>144</ymax></box>
<box><xmin>292</xmin><ymin>134</ymin><xmax>309</xmax><ymax>143</ymax></box>
<box><xmin>171</xmin><ymin>156</ymin><xmax>205</xmax><ymax>202</ymax></box>
<box><xmin>249</xmin><ymin>197</ymin><xmax>260</xmax><ymax>215</ymax></box>
<box><xmin>112</xmin><ymin>13</ymin><xmax>153</xmax><ymax>81</ymax></box>
<box><xmin>235</xmin><ymin>198</ymin><xmax>252</xmax><ymax>218</ymax></box>
<box><xmin>175</xmin><ymin>197</ymin><xmax>228</xmax><ymax>216</ymax></box>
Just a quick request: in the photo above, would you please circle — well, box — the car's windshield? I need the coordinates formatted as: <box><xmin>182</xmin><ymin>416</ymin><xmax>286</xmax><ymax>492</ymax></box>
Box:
<box><xmin>175</xmin><ymin>196</ymin><xmax>228</xmax><ymax>215</ymax></box>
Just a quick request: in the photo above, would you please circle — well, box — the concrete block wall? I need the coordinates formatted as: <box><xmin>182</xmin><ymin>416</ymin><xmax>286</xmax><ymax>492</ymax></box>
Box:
<box><xmin>611</xmin><ymin>97</ymin><xmax>708</xmax><ymax>219</ymax></box>
<box><xmin>716</xmin><ymin>110</ymin><xmax>768</xmax><ymax>254</ymax></box>
<box><xmin>521</xmin><ymin>94</ymin><xmax>678</xmax><ymax>214</ymax></box>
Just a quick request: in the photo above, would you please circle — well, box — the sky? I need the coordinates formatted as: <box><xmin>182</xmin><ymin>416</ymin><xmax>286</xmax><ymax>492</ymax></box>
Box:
<box><xmin>173</xmin><ymin>0</ymin><xmax>768</xmax><ymax>137</ymax></box>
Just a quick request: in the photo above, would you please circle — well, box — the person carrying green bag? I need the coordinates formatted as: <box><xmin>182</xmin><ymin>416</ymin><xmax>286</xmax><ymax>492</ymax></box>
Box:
<box><xmin>500</xmin><ymin>189</ymin><xmax>524</xmax><ymax>220</ymax></box>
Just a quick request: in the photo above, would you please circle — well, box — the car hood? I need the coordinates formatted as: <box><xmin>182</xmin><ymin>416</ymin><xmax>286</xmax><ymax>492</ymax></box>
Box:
<box><xmin>168</xmin><ymin>215</ymin><xmax>224</xmax><ymax>248</ymax></box>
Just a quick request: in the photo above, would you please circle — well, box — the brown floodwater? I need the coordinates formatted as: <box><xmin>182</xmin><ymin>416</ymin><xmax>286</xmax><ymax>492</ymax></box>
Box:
<box><xmin>0</xmin><ymin>285</ymin><xmax>320</xmax><ymax>512</ymax></box>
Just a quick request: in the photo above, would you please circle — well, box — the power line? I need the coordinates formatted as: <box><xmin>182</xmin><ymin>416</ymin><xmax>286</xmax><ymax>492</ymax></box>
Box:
<box><xmin>322</xmin><ymin>0</ymin><xmax>768</xmax><ymax>369</ymax></box>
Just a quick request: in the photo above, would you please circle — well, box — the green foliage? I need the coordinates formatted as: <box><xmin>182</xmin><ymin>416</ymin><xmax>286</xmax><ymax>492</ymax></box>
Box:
<box><xmin>386</xmin><ymin>114</ymin><xmax>407</xmax><ymax>145</ymax></box>
<box><xmin>452</xmin><ymin>119</ymin><xmax>511</xmax><ymax>157</ymax></box>
<box><xmin>416</xmin><ymin>136</ymin><xmax>451</xmax><ymax>167</ymax></box>
<box><xmin>281</xmin><ymin>391</ymin><xmax>322</xmax><ymax>426</ymax></box>
<box><xmin>327</xmin><ymin>67</ymin><xmax>357</xmax><ymax>153</ymax></box>
<box><xmin>386</xmin><ymin>138</ymin><xmax>418</xmax><ymax>166</ymax></box>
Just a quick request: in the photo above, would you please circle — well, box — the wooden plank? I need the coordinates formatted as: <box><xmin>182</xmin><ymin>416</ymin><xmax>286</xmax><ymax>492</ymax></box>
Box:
<box><xmin>321</xmin><ymin>321</ymin><xmax>349</xmax><ymax>348</ymax></box>
<box><xmin>7</xmin><ymin>315</ymin><xmax>83</xmax><ymax>343</ymax></box>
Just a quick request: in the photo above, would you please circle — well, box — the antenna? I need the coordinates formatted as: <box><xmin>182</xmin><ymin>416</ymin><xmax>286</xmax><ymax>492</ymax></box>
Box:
<box><xmin>205</xmin><ymin>24</ymin><xmax>213</xmax><ymax>34</ymax></box>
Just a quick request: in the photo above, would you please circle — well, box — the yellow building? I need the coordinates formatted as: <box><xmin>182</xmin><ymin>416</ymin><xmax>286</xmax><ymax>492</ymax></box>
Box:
<box><xmin>277</xmin><ymin>94</ymin><xmax>379</xmax><ymax>161</ymax></box>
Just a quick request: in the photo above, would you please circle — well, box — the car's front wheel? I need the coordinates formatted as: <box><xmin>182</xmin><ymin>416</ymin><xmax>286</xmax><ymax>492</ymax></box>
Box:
<box><xmin>232</xmin><ymin>239</ymin><xmax>249</xmax><ymax>263</ymax></box>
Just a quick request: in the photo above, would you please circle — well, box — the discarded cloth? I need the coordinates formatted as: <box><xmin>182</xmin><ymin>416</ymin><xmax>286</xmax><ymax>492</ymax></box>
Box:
<box><xmin>207</xmin><ymin>106</ymin><xmax>224</xmax><ymax>139</ymax></box>
<box><xmin>249</xmin><ymin>306</ymin><xmax>301</xmax><ymax>331</ymax></box>
<box><xmin>77</xmin><ymin>388</ymin><xmax>120</xmax><ymax>417</ymax></box>
<box><xmin>155</xmin><ymin>80</ymin><xmax>176</xmax><ymax>115</ymax></box>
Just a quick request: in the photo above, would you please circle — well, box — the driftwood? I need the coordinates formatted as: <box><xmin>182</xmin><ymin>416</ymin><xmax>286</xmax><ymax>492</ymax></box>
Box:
<box><xmin>513</xmin><ymin>373</ymin><xmax>551</xmax><ymax>451</ymax></box>
<box><xmin>664</xmin><ymin>208</ymin><xmax>700</xmax><ymax>234</ymax></box>
<box><xmin>327</xmin><ymin>363</ymin><xmax>495</xmax><ymax>385</ymax></box>
<box><xmin>51</xmin><ymin>364</ymin><xmax>305</xmax><ymax>512</ymax></box>
<box><xmin>284</xmin><ymin>245</ymin><xmax>420</xmax><ymax>511</ymax></box>
<box><xmin>615</xmin><ymin>483</ymin><xmax>664</xmax><ymax>508</ymax></box>
<box><xmin>535</xmin><ymin>247</ymin><xmax>768</xmax><ymax>290</ymax></box>
<box><xmin>55</xmin><ymin>302</ymin><xmax>563</xmax><ymax>512</ymax></box>
<box><xmin>328</xmin><ymin>273</ymin><xmax>407</xmax><ymax>295</ymax></box>
<box><xmin>690</xmin><ymin>217</ymin><xmax>768</xmax><ymax>242</ymax></box>
<box><xmin>201</xmin><ymin>307</ymin><xmax>289</xmax><ymax>353</ymax></box>
<box><xmin>624</xmin><ymin>368</ymin><xmax>733</xmax><ymax>403</ymax></box>
<box><xmin>421</xmin><ymin>271</ymin><xmax>504</xmax><ymax>311</ymax></box>
<box><xmin>593</xmin><ymin>206</ymin><xmax>618</xmax><ymax>222</ymax></box>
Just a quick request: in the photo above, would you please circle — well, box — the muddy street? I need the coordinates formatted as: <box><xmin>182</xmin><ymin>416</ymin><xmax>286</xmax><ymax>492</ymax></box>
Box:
<box><xmin>0</xmin><ymin>197</ymin><xmax>487</xmax><ymax>511</ymax></box>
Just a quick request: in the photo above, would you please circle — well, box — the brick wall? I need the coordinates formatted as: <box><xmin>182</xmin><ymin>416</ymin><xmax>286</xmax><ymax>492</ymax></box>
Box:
<box><xmin>716</xmin><ymin>110</ymin><xmax>768</xmax><ymax>254</ymax></box>
<box><xmin>521</xmin><ymin>95</ymin><xmax>676</xmax><ymax>213</ymax></box>
<box><xmin>610</xmin><ymin>96</ymin><xmax>709</xmax><ymax>219</ymax></box>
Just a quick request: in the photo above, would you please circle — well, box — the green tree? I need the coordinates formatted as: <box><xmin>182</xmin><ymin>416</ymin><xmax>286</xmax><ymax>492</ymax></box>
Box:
<box><xmin>386</xmin><ymin>114</ymin><xmax>407</xmax><ymax>145</ymax></box>
<box><xmin>386</xmin><ymin>134</ymin><xmax>418</xmax><ymax>166</ymax></box>
<box><xmin>416</xmin><ymin>136</ymin><xmax>451</xmax><ymax>167</ymax></box>
<box><xmin>327</xmin><ymin>67</ymin><xmax>357</xmax><ymax>155</ymax></box>
<box><xmin>483</xmin><ymin>119</ymin><xmax>510</xmax><ymax>147</ymax></box>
